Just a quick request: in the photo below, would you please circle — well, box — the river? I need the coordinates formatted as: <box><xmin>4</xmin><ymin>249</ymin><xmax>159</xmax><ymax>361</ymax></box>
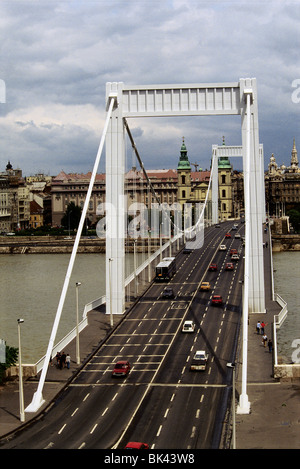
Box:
<box><xmin>0</xmin><ymin>251</ymin><xmax>299</xmax><ymax>364</ymax></box>
<box><xmin>273</xmin><ymin>251</ymin><xmax>300</xmax><ymax>363</ymax></box>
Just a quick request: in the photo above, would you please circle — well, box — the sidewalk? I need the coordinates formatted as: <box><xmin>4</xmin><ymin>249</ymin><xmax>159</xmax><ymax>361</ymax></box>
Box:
<box><xmin>0</xmin><ymin>307</ymin><xmax>123</xmax><ymax>439</ymax></box>
<box><xmin>0</xmin><ymin>243</ymin><xmax>299</xmax><ymax>448</ymax></box>
<box><xmin>234</xmin><ymin>236</ymin><xmax>300</xmax><ymax>449</ymax></box>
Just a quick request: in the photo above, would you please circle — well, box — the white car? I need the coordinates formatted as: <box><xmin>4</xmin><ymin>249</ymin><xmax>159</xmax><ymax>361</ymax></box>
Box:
<box><xmin>182</xmin><ymin>320</ymin><xmax>195</xmax><ymax>333</ymax></box>
<box><xmin>219</xmin><ymin>244</ymin><xmax>226</xmax><ymax>251</ymax></box>
<box><xmin>231</xmin><ymin>253</ymin><xmax>239</xmax><ymax>261</ymax></box>
<box><xmin>190</xmin><ymin>350</ymin><xmax>208</xmax><ymax>371</ymax></box>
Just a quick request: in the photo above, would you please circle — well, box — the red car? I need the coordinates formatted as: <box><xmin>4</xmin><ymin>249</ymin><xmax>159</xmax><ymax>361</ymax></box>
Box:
<box><xmin>209</xmin><ymin>263</ymin><xmax>217</xmax><ymax>271</ymax></box>
<box><xmin>125</xmin><ymin>442</ymin><xmax>149</xmax><ymax>449</ymax></box>
<box><xmin>230</xmin><ymin>248</ymin><xmax>237</xmax><ymax>255</ymax></box>
<box><xmin>112</xmin><ymin>360</ymin><xmax>130</xmax><ymax>377</ymax></box>
<box><xmin>225</xmin><ymin>233</ymin><xmax>231</xmax><ymax>238</ymax></box>
<box><xmin>212</xmin><ymin>295</ymin><xmax>223</xmax><ymax>305</ymax></box>
<box><xmin>225</xmin><ymin>262</ymin><xmax>234</xmax><ymax>270</ymax></box>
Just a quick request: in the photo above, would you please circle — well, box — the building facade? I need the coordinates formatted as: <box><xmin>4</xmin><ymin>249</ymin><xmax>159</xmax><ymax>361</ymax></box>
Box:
<box><xmin>50</xmin><ymin>139</ymin><xmax>238</xmax><ymax>228</ymax></box>
<box><xmin>265</xmin><ymin>139</ymin><xmax>300</xmax><ymax>217</ymax></box>
<box><xmin>0</xmin><ymin>162</ymin><xmax>30</xmax><ymax>232</ymax></box>
<box><xmin>2</xmin><ymin>139</ymin><xmax>300</xmax><ymax>233</ymax></box>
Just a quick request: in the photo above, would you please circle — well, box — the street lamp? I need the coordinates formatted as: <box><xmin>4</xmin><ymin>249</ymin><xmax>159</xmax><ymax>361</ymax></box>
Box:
<box><xmin>76</xmin><ymin>282</ymin><xmax>81</xmax><ymax>365</ymax></box>
<box><xmin>133</xmin><ymin>240</ymin><xmax>137</xmax><ymax>299</ymax></box>
<box><xmin>226</xmin><ymin>362</ymin><xmax>236</xmax><ymax>449</ymax></box>
<box><xmin>17</xmin><ymin>318</ymin><xmax>25</xmax><ymax>422</ymax></box>
<box><xmin>109</xmin><ymin>258</ymin><xmax>113</xmax><ymax>327</ymax></box>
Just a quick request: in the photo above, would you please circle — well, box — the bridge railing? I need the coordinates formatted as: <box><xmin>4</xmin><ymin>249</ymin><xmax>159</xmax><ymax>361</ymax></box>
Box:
<box><xmin>273</xmin><ymin>293</ymin><xmax>288</xmax><ymax>366</ymax></box>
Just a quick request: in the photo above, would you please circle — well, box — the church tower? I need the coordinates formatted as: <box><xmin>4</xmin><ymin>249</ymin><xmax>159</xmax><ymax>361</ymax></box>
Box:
<box><xmin>177</xmin><ymin>137</ymin><xmax>191</xmax><ymax>208</ymax></box>
<box><xmin>218</xmin><ymin>137</ymin><xmax>233</xmax><ymax>219</ymax></box>
<box><xmin>291</xmin><ymin>138</ymin><xmax>299</xmax><ymax>171</ymax></box>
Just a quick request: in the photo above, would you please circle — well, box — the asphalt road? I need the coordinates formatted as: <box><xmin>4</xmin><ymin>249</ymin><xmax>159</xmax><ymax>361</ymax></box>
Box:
<box><xmin>2</xmin><ymin>221</ymin><xmax>245</xmax><ymax>449</ymax></box>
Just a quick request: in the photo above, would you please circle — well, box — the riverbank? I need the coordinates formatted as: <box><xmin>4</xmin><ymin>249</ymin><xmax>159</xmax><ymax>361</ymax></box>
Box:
<box><xmin>0</xmin><ymin>236</ymin><xmax>161</xmax><ymax>254</ymax></box>
<box><xmin>271</xmin><ymin>234</ymin><xmax>300</xmax><ymax>251</ymax></box>
<box><xmin>1</xmin><ymin>233</ymin><xmax>300</xmax><ymax>254</ymax></box>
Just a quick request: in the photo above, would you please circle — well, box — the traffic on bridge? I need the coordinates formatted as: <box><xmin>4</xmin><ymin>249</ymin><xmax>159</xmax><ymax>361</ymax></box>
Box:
<box><xmin>1</xmin><ymin>220</ymin><xmax>245</xmax><ymax>449</ymax></box>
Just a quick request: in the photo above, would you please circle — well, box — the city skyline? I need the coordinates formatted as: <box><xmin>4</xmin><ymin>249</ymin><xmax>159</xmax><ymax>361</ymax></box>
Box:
<box><xmin>0</xmin><ymin>1</ymin><xmax>300</xmax><ymax>176</ymax></box>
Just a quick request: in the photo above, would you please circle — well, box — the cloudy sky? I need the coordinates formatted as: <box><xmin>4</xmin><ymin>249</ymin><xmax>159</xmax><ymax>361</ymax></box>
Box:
<box><xmin>1</xmin><ymin>0</ymin><xmax>300</xmax><ymax>176</ymax></box>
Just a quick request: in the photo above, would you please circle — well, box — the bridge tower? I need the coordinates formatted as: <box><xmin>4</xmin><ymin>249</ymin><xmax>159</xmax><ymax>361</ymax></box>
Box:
<box><xmin>106</xmin><ymin>79</ymin><xmax>265</xmax><ymax>317</ymax></box>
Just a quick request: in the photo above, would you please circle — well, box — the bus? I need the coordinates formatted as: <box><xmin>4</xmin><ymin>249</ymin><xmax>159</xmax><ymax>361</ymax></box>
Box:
<box><xmin>155</xmin><ymin>257</ymin><xmax>176</xmax><ymax>282</ymax></box>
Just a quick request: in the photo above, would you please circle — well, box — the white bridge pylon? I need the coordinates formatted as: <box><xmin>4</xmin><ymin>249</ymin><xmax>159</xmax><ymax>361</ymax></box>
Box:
<box><xmin>106</xmin><ymin>79</ymin><xmax>265</xmax><ymax>318</ymax></box>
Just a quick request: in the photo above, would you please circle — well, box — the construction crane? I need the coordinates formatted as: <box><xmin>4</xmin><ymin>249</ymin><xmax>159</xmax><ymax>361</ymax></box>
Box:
<box><xmin>191</xmin><ymin>162</ymin><xmax>199</xmax><ymax>171</ymax></box>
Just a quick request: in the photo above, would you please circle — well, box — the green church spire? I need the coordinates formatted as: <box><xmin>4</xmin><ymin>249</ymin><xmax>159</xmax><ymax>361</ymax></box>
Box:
<box><xmin>177</xmin><ymin>137</ymin><xmax>191</xmax><ymax>170</ymax></box>
<box><xmin>218</xmin><ymin>136</ymin><xmax>232</xmax><ymax>169</ymax></box>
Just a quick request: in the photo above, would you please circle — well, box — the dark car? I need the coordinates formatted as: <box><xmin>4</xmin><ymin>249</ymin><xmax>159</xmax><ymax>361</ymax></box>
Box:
<box><xmin>112</xmin><ymin>360</ymin><xmax>130</xmax><ymax>377</ymax></box>
<box><xmin>162</xmin><ymin>287</ymin><xmax>174</xmax><ymax>299</ymax></box>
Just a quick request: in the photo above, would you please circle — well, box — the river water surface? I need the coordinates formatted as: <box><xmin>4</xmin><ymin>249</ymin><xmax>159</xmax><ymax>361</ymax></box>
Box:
<box><xmin>0</xmin><ymin>251</ymin><xmax>299</xmax><ymax>363</ymax></box>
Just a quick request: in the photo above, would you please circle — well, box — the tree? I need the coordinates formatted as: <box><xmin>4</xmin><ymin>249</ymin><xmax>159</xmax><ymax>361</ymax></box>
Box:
<box><xmin>288</xmin><ymin>209</ymin><xmax>300</xmax><ymax>233</ymax></box>
<box><xmin>61</xmin><ymin>202</ymin><xmax>82</xmax><ymax>231</ymax></box>
<box><xmin>0</xmin><ymin>345</ymin><xmax>19</xmax><ymax>384</ymax></box>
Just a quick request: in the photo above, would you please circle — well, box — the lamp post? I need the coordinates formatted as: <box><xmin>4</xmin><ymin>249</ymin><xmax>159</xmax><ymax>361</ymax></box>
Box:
<box><xmin>75</xmin><ymin>282</ymin><xmax>81</xmax><ymax>365</ymax></box>
<box><xmin>109</xmin><ymin>258</ymin><xmax>113</xmax><ymax>327</ymax></box>
<box><xmin>17</xmin><ymin>318</ymin><xmax>25</xmax><ymax>422</ymax></box>
<box><xmin>133</xmin><ymin>240</ymin><xmax>137</xmax><ymax>298</ymax></box>
<box><xmin>226</xmin><ymin>362</ymin><xmax>236</xmax><ymax>449</ymax></box>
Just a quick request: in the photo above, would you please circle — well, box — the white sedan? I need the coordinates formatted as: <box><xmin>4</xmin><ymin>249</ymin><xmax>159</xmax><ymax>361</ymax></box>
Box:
<box><xmin>182</xmin><ymin>320</ymin><xmax>195</xmax><ymax>332</ymax></box>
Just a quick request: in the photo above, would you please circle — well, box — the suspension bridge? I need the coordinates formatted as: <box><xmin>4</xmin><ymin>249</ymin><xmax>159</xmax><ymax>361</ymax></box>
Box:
<box><xmin>26</xmin><ymin>78</ymin><xmax>265</xmax><ymax>416</ymax></box>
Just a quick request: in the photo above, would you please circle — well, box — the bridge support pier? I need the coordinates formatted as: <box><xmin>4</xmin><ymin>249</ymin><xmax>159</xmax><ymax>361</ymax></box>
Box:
<box><xmin>105</xmin><ymin>82</ymin><xmax>126</xmax><ymax>317</ymax></box>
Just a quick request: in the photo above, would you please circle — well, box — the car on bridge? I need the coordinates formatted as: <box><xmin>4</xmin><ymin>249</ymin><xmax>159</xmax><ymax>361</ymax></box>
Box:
<box><xmin>211</xmin><ymin>295</ymin><xmax>223</xmax><ymax>305</ymax></box>
<box><xmin>219</xmin><ymin>244</ymin><xmax>226</xmax><ymax>251</ymax></box>
<box><xmin>209</xmin><ymin>263</ymin><xmax>217</xmax><ymax>271</ymax></box>
<box><xmin>182</xmin><ymin>320</ymin><xmax>196</xmax><ymax>333</ymax></box>
<box><xmin>112</xmin><ymin>360</ymin><xmax>130</xmax><ymax>377</ymax></box>
<box><xmin>190</xmin><ymin>350</ymin><xmax>208</xmax><ymax>371</ymax></box>
<box><xmin>230</xmin><ymin>248</ymin><xmax>237</xmax><ymax>255</ymax></box>
<box><xmin>231</xmin><ymin>253</ymin><xmax>239</xmax><ymax>261</ymax></box>
<box><xmin>225</xmin><ymin>262</ymin><xmax>234</xmax><ymax>270</ymax></box>
<box><xmin>125</xmin><ymin>442</ymin><xmax>149</xmax><ymax>449</ymax></box>
<box><xmin>200</xmin><ymin>281</ymin><xmax>211</xmax><ymax>291</ymax></box>
<box><xmin>225</xmin><ymin>232</ymin><xmax>231</xmax><ymax>238</ymax></box>
<box><xmin>162</xmin><ymin>287</ymin><xmax>174</xmax><ymax>299</ymax></box>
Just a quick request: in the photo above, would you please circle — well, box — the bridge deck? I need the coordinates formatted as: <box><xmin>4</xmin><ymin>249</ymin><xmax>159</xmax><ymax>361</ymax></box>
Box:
<box><xmin>0</xmin><ymin>231</ymin><xmax>289</xmax><ymax>446</ymax></box>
